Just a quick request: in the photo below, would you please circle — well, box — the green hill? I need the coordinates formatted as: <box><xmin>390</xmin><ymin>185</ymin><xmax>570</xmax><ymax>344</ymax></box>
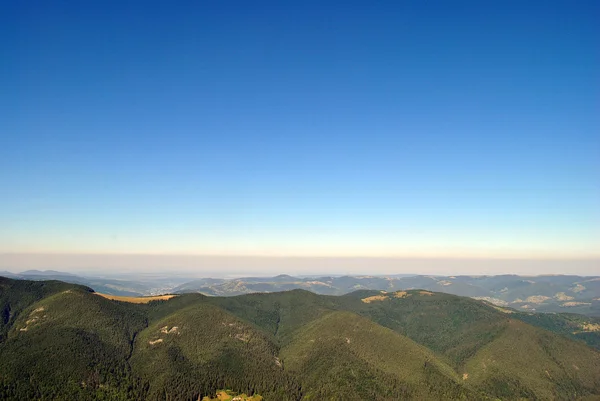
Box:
<box><xmin>280</xmin><ymin>311</ymin><xmax>475</xmax><ymax>400</ymax></box>
<box><xmin>171</xmin><ymin>274</ymin><xmax>600</xmax><ymax>316</ymax></box>
<box><xmin>0</xmin><ymin>286</ymin><xmax>147</xmax><ymax>399</ymax></box>
<box><xmin>0</xmin><ymin>277</ymin><xmax>88</xmax><ymax>342</ymax></box>
<box><xmin>464</xmin><ymin>319</ymin><xmax>600</xmax><ymax>400</ymax></box>
<box><xmin>1</xmin><ymin>276</ymin><xmax>600</xmax><ymax>400</ymax></box>
<box><xmin>130</xmin><ymin>302</ymin><xmax>301</xmax><ymax>400</ymax></box>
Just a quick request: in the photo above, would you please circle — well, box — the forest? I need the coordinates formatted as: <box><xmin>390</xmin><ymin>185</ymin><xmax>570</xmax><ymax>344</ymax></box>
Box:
<box><xmin>1</xmin><ymin>276</ymin><xmax>599</xmax><ymax>400</ymax></box>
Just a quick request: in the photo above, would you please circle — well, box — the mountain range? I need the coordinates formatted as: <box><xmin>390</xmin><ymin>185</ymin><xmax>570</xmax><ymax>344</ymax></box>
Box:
<box><xmin>1</xmin><ymin>275</ymin><xmax>600</xmax><ymax>400</ymax></box>
<box><xmin>173</xmin><ymin>274</ymin><xmax>600</xmax><ymax>316</ymax></box>
<box><xmin>3</xmin><ymin>271</ymin><xmax>599</xmax><ymax>317</ymax></box>
<box><xmin>0</xmin><ymin>270</ymin><xmax>191</xmax><ymax>297</ymax></box>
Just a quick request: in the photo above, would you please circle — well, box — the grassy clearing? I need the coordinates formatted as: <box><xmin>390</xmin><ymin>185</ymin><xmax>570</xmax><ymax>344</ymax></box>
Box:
<box><xmin>95</xmin><ymin>293</ymin><xmax>177</xmax><ymax>303</ymax></box>
<box><xmin>202</xmin><ymin>389</ymin><xmax>263</xmax><ymax>401</ymax></box>
<box><xmin>361</xmin><ymin>295</ymin><xmax>388</xmax><ymax>303</ymax></box>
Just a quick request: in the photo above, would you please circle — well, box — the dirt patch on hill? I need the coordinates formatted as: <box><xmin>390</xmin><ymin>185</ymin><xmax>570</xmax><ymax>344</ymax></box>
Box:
<box><xmin>160</xmin><ymin>326</ymin><xmax>179</xmax><ymax>334</ymax></box>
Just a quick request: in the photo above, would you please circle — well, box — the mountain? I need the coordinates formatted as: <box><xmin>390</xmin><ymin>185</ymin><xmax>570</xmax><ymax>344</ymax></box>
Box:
<box><xmin>1</xmin><ymin>276</ymin><xmax>600</xmax><ymax>400</ymax></box>
<box><xmin>20</xmin><ymin>269</ymin><xmax>80</xmax><ymax>277</ymax></box>
<box><xmin>4</xmin><ymin>270</ymin><xmax>160</xmax><ymax>297</ymax></box>
<box><xmin>173</xmin><ymin>274</ymin><xmax>600</xmax><ymax>316</ymax></box>
<box><xmin>5</xmin><ymin>272</ymin><xmax>598</xmax><ymax>316</ymax></box>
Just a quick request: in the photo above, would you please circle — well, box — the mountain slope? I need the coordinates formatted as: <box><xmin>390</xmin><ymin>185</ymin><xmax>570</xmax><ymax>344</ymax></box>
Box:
<box><xmin>130</xmin><ymin>302</ymin><xmax>301</xmax><ymax>400</ymax></box>
<box><xmin>280</xmin><ymin>311</ymin><xmax>475</xmax><ymax>400</ymax></box>
<box><xmin>0</xmin><ymin>286</ymin><xmax>147</xmax><ymax>399</ymax></box>
<box><xmin>173</xmin><ymin>274</ymin><xmax>600</xmax><ymax>316</ymax></box>
<box><xmin>1</xmin><ymin>276</ymin><xmax>600</xmax><ymax>400</ymax></box>
<box><xmin>464</xmin><ymin>320</ymin><xmax>600</xmax><ymax>400</ymax></box>
<box><xmin>0</xmin><ymin>277</ymin><xmax>89</xmax><ymax>341</ymax></box>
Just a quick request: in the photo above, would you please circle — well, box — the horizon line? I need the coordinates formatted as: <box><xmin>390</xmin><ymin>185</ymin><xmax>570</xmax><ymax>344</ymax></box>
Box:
<box><xmin>1</xmin><ymin>252</ymin><xmax>599</xmax><ymax>261</ymax></box>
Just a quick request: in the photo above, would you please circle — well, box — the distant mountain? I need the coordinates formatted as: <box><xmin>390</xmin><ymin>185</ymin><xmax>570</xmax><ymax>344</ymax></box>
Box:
<box><xmin>174</xmin><ymin>274</ymin><xmax>600</xmax><ymax>316</ymax></box>
<box><xmin>3</xmin><ymin>270</ymin><xmax>151</xmax><ymax>297</ymax></box>
<box><xmin>1</xmin><ymin>276</ymin><xmax>599</xmax><ymax>400</ymax></box>
<box><xmin>4</xmin><ymin>271</ymin><xmax>599</xmax><ymax>316</ymax></box>
<box><xmin>20</xmin><ymin>269</ymin><xmax>79</xmax><ymax>277</ymax></box>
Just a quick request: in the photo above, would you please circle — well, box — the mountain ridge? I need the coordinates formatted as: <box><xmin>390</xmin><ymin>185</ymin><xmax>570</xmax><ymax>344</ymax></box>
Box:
<box><xmin>1</xmin><ymin>276</ymin><xmax>600</xmax><ymax>400</ymax></box>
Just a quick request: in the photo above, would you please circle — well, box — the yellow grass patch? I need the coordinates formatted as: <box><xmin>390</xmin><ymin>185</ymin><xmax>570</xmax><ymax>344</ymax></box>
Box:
<box><xmin>580</xmin><ymin>323</ymin><xmax>600</xmax><ymax>332</ymax></box>
<box><xmin>524</xmin><ymin>295</ymin><xmax>551</xmax><ymax>304</ymax></box>
<box><xmin>561</xmin><ymin>301</ymin><xmax>591</xmax><ymax>307</ymax></box>
<box><xmin>554</xmin><ymin>292</ymin><xmax>574</xmax><ymax>301</ymax></box>
<box><xmin>490</xmin><ymin>305</ymin><xmax>514</xmax><ymax>314</ymax></box>
<box><xmin>570</xmin><ymin>284</ymin><xmax>586</xmax><ymax>293</ymax></box>
<box><xmin>393</xmin><ymin>291</ymin><xmax>409</xmax><ymax>298</ymax></box>
<box><xmin>361</xmin><ymin>295</ymin><xmax>388</xmax><ymax>303</ymax></box>
<box><xmin>96</xmin><ymin>293</ymin><xmax>177</xmax><ymax>304</ymax></box>
<box><xmin>418</xmin><ymin>291</ymin><xmax>434</xmax><ymax>296</ymax></box>
<box><xmin>202</xmin><ymin>390</ymin><xmax>263</xmax><ymax>401</ymax></box>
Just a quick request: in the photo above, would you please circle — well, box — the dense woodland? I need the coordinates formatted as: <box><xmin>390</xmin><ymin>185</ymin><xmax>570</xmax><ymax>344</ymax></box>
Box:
<box><xmin>1</xmin><ymin>276</ymin><xmax>599</xmax><ymax>400</ymax></box>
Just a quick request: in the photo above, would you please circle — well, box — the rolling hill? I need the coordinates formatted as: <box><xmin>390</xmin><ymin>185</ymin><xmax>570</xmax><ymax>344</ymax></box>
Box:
<box><xmin>173</xmin><ymin>274</ymin><xmax>600</xmax><ymax>316</ymax></box>
<box><xmin>1</xmin><ymin>276</ymin><xmax>600</xmax><ymax>400</ymax></box>
<box><xmin>6</xmin><ymin>272</ymin><xmax>598</xmax><ymax>316</ymax></box>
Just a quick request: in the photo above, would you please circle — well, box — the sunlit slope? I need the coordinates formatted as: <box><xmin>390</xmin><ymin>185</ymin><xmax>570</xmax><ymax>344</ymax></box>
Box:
<box><xmin>96</xmin><ymin>293</ymin><xmax>178</xmax><ymax>303</ymax></box>
<box><xmin>0</xmin><ymin>276</ymin><xmax>87</xmax><ymax>341</ymax></box>
<box><xmin>340</xmin><ymin>289</ymin><xmax>510</xmax><ymax>367</ymax></box>
<box><xmin>130</xmin><ymin>302</ymin><xmax>301</xmax><ymax>401</ymax></box>
<box><xmin>339</xmin><ymin>289</ymin><xmax>600</xmax><ymax>399</ymax></box>
<box><xmin>280</xmin><ymin>310</ymin><xmax>476</xmax><ymax>400</ymax></box>
<box><xmin>0</xmin><ymin>288</ymin><xmax>147</xmax><ymax>399</ymax></box>
<box><xmin>208</xmin><ymin>289</ymin><xmax>338</xmax><ymax>345</ymax></box>
<box><xmin>1</xmin><ymin>276</ymin><xmax>600</xmax><ymax>400</ymax></box>
<box><xmin>464</xmin><ymin>319</ymin><xmax>600</xmax><ymax>400</ymax></box>
<box><xmin>512</xmin><ymin>311</ymin><xmax>600</xmax><ymax>350</ymax></box>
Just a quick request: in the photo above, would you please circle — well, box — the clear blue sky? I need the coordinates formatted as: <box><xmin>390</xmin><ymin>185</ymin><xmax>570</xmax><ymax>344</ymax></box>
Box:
<box><xmin>1</xmin><ymin>1</ymin><xmax>598</xmax><ymax>262</ymax></box>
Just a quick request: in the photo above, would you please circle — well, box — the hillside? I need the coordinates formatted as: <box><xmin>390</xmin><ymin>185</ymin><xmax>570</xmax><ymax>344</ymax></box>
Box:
<box><xmin>279</xmin><ymin>311</ymin><xmax>474</xmax><ymax>399</ymax></box>
<box><xmin>0</xmin><ymin>284</ymin><xmax>148</xmax><ymax>399</ymax></box>
<box><xmin>173</xmin><ymin>274</ymin><xmax>600</xmax><ymax>316</ymax></box>
<box><xmin>6</xmin><ymin>272</ymin><xmax>599</xmax><ymax>316</ymax></box>
<box><xmin>1</xmin><ymin>271</ymin><xmax>178</xmax><ymax>297</ymax></box>
<box><xmin>1</xmin><ymin>276</ymin><xmax>600</xmax><ymax>400</ymax></box>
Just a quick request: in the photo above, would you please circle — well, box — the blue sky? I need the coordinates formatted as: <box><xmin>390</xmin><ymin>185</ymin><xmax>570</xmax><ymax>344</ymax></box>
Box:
<box><xmin>1</xmin><ymin>1</ymin><xmax>599</xmax><ymax>265</ymax></box>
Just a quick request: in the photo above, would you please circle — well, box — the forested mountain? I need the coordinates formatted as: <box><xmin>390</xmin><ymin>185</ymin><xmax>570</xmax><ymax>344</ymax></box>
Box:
<box><xmin>1</xmin><ymin>276</ymin><xmax>600</xmax><ymax>400</ymax></box>
<box><xmin>1</xmin><ymin>270</ymin><xmax>181</xmax><ymax>297</ymax></box>
<box><xmin>174</xmin><ymin>274</ymin><xmax>600</xmax><ymax>316</ymax></box>
<box><xmin>7</xmin><ymin>271</ymin><xmax>598</xmax><ymax>317</ymax></box>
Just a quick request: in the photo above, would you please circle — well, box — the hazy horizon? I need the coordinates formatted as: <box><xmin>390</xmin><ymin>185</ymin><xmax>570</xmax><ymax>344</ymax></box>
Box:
<box><xmin>1</xmin><ymin>253</ymin><xmax>598</xmax><ymax>277</ymax></box>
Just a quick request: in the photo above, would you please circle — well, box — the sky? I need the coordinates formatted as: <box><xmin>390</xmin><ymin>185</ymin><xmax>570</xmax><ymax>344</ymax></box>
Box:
<box><xmin>1</xmin><ymin>1</ymin><xmax>599</xmax><ymax>274</ymax></box>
